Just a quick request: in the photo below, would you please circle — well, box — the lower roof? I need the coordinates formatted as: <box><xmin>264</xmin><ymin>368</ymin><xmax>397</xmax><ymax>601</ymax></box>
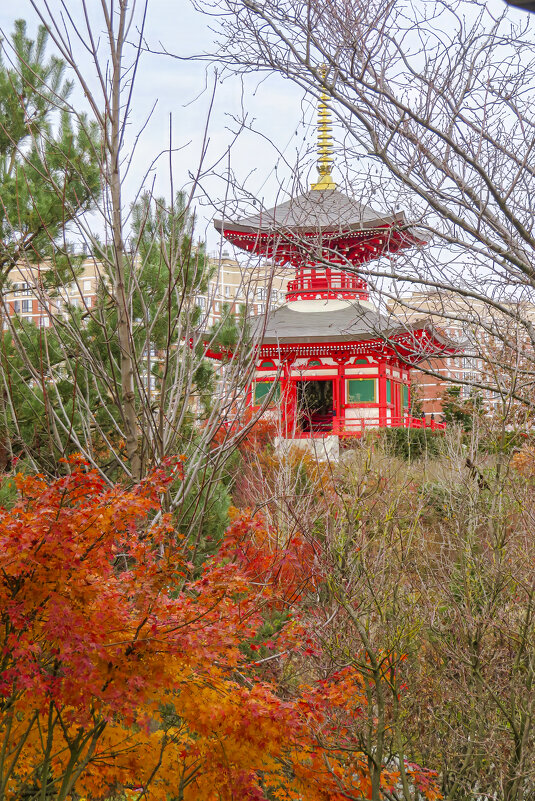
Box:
<box><xmin>252</xmin><ymin>302</ymin><xmax>388</xmax><ymax>343</ymax></box>
<box><xmin>250</xmin><ymin>301</ymin><xmax>461</xmax><ymax>360</ymax></box>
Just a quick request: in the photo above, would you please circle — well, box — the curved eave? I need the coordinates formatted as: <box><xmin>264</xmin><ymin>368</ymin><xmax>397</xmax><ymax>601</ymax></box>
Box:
<box><xmin>257</xmin><ymin>325</ymin><xmax>462</xmax><ymax>363</ymax></box>
<box><xmin>203</xmin><ymin>346</ymin><xmax>229</xmax><ymax>361</ymax></box>
<box><xmin>217</xmin><ymin>225</ymin><xmax>425</xmax><ymax>267</ymax></box>
<box><xmin>188</xmin><ymin>337</ymin><xmax>234</xmax><ymax>361</ymax></box>
<box><xmin>389</xmin><ymin>321</ymin><xmax>464</xmax><ymax>363</ymax></box>
<box><xmin>389</xmin><ymin>336</ymin><xmax>459</xmax><ymax>364</ymax></box>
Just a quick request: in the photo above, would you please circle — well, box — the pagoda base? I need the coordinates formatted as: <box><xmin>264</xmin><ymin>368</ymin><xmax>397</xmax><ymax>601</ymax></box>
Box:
<box><xmin>272</xmin><ymin>418</ymin><xmax>447</xmax><ymax>461</ymax></box>
<box><xmin>275</xmin><ymin>435</ymin><xmax>340</xmax><ymax>462</ymax></box>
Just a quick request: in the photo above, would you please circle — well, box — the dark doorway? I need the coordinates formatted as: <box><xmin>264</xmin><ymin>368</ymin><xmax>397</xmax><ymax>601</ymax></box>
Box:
<box><xmin>296</xmin><ymin>380</ymin><xmax>334</xmax><ymax>433</ymax></box>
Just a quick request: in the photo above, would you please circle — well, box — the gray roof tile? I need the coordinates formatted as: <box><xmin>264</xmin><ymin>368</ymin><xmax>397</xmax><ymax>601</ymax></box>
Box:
<box><xmin>251</xmin><ymin>303</ymin><xmax>458</xmax><ymax>351</ymax></box>
<box><xmin>215</xmin><ymin>189</ymin><xmax>404</xmax><ymax>234</ymax></box>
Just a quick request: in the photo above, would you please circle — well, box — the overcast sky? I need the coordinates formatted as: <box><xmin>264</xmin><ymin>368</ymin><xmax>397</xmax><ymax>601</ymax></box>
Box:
<box><xmin>0</xmin><ymin>0</ymin><xmax>318</xmax><ymax>253</ymax></box>
<box><xmin>0</xmin><ymin>0</ymin><xmax>528</xmax><ymax>255</ymax></box>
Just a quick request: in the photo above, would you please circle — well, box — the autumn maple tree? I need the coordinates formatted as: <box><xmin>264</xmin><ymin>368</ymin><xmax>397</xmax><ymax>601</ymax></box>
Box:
<box><xmin>0</xmin><ymin>456</ymin><xmax>288</xmax><ymax>800</ymax></box>
<box><xmin>216</xmin><ymin>508</ymin><xmax>444</xmax><ymax>801</ymax></box>
<box><xmin>0</xmin><ymin>456</ymin><xmax>445</xmax><ymax>800</ymax></box>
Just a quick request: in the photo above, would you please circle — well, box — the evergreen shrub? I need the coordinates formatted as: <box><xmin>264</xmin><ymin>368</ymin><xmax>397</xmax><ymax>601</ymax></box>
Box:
<box><xmin>382</xmin><ymin>427</ymin><xmax>442</xmax><ymax>460</ymax></box>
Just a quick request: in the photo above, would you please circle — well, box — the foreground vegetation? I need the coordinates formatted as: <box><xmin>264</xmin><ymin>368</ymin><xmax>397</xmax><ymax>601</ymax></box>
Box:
<box><xmin>232</xmin><ymin>421</ymin><xmax>535</xmax><ymax>801</ymax></box>
<box><xmin>1</xmin><ymin>3</ymin><xmax>535</xmax><ymax>799</ymax></box>
<box><xmin>1</xmin><ymin>420</ymin><xmax>534</xmax><ymax>800</ymax></box>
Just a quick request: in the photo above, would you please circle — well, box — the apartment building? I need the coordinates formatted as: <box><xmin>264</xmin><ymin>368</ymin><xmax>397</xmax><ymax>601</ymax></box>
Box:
<box><xmin>3</xmin><ymin>260</ymin><xmax>100</xmax><ymax>328</ymax></box>
<box><xmin>1</xmin><ymin>253</ymin><xmax>289</xmax><ymax>331</ymax></box>
<box><xmin>198</xmin><ymin>254</ymin><xmax>290</xmax><ymax>328</ymax></box>
<box><xmin>386</xmin><ymin>290</ymin><xmax>535</xmax><ymax>417</ymax></box>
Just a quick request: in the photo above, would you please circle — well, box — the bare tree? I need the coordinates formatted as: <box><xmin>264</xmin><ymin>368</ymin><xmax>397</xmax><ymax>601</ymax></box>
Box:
<box><xmin>184</xmin><ymin>0</ymin><xmax>535</xmax><ymax>409</ymax></box>
<box><xmin>233</xmin><ymin>425</ymin><xmax>535</xmax><ymax>800</ymax></box>
<box><xmin>0</xmin><ymin>0</ymin><xmax>270</xmax><ymax>542</ymax></box>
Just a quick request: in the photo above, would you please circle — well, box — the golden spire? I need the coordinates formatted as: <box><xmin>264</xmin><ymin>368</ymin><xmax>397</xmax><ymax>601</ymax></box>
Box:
<box><xmin>311</xmin><ymin>68</ymin><xmax>336</xmax><ymax>191</ymax></box>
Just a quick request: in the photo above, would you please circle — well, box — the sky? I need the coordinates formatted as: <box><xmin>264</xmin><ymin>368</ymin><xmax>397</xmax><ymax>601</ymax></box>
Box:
<box><xmin>0</xmin><ymin>0</ymin><xmax>530</xmax><ymax>256</ymax></box>
<box><xmin>0</xmin><ymin>0</ymin><xmax>317</xmax><ymax>254</ymax></box>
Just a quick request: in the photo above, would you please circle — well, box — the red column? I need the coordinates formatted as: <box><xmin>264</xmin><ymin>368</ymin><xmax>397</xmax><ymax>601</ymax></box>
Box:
<box><xmin>378</xmin><ymin>361</ymin><xmax>387</xmax><ymax>427</ymax></box>
<box><xmin>281</xmin><ymin>354</ymin><xmax>296</xmax><ymax>437</ymax></box>
<box><xmin>391</xmin><ymin>381</ymin><xmax>400</xmax><ymax>426</ymax></box>
<box><xmin>334</xmin><ymin>354</ymin><xmax>348</xmax><ymax>436</ymax></box>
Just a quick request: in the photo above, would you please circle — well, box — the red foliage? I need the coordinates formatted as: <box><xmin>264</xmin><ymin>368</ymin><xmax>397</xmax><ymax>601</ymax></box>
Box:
<box><xmin>0</xmin><ymin>459</ymin><xmax>442</xmax><ymax>801</ymax></box>
<box><xmin>220</xmin><ymin>508</ymin><xmax>320</xmax><ymax>608</ymax></box>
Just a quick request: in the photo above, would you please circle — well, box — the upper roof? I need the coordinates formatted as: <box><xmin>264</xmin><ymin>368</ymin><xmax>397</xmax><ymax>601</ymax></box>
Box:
<box><xmin>214</xmin><ymin>189</ymin><xmax>406</xmax><ymax>235</ymax></box>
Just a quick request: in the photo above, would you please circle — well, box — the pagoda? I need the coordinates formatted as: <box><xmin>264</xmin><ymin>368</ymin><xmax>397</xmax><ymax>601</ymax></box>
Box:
<box><xmin>213</xmin><ymin>84</ymin><xmax>459</xmax><ymax>449</ymax></box>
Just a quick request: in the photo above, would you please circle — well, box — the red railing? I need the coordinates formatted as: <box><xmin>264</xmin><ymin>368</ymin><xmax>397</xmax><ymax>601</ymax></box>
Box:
<box><xmin>286</xmin><ymin>271</ymin><xmax>367</xmax><ymax>295</ymax></box>
<box><xmin>292</xmin><ymin>414</ymin><xmax>446</xmax><ymax>438</ymax></box>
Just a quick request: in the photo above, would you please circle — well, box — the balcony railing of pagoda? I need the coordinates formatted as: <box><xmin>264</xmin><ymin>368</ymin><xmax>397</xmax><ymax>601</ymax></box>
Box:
<box><xmin>286</xmin><ymin>270</ymin><xmax>368</xmax><ymax>300</ymax></box>
<box><xmin>293</xmin><ymin>414</ymin><xmax>446</xmax><ymax>438</ymax></box>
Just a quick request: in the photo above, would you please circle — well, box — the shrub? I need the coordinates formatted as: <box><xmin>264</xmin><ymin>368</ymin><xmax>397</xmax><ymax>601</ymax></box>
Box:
<box><xmin>382</xmin><ymin>427</ymin><xmax>442</xmax><ymax>460</ymax></box>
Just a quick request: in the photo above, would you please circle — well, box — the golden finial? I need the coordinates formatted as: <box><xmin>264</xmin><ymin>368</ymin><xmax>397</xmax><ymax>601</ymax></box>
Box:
<box><xmin>311</xmin><ymin>67</ymin><xmax>336</xmax><ymax>191</ymax></box>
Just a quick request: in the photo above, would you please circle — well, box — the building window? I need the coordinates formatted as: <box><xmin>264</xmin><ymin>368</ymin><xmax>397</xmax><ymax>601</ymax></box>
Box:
<box><xmin>39</xmin><ymin>317</ymin><xmax>49</xmax><ymax>328</ymax></box>
<box><xmin>386</xmin><ymin>380</ymin><xmax>392</xmax><ymax>404</ymax></box>
<box><xmin>224</xmin><ymin>285</ymin><xmax>231</xmax><ymax>297</ymax></box>
<box><xmin>22</xmin><ymin>299</ymin><xmax>32</xmax><ymax>313</ymax></box>
<box><xmin>84</xmin><ymin>280</ymin><xmax>92</xmax><ymax>292</ymax></box>
<box><xmin>83</xmin><ymin>296</ymin><xmax>92</xmax><ymax>308</ymax></box>
<box><xmin>21</xmin><ymin>283</ymin><xmax>31</xmax><ymax>296</ymax></box>
<box><xmin>257</xmin><ymin>287</ymin><xmax>267</xmax><ymax>301</ymax></box>
<box><xmin>347</xmin><ymin>379</ymin><xmax>376</xmax><ymax>403</ymax></box>
<box><xmin>13</xmin><ymin>300</ymin><xmax>20</xmax><ymax>314</ymax></box>
<box><xmin>254</xmin><ymin>380</ymin><xmax>280</xmax><ymax>405</ymax></box>
<box><xmin>12</xmin><ymin>283</ymin><xmax>20</xmax><ymax>296</ymax></box>
<box><xmin>257</xmin><ymin>303</ymin><xmax>265</xmax><ymax>314</ymax></box>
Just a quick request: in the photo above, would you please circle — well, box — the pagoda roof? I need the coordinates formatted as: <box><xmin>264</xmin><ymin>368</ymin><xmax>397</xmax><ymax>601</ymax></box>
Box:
<box><xmin>251</xmin><ymin>302</ymin><xmax>460</xmax><ymax>362</ymax></box>
<box><xmin>214</xmin><ymin>189</ymin><xmax>409</xmax><ymax>236</ymax></box>
<box><xmin>253</xmin><ymin>302</ymin><xmax>390</xmax><ymax>342</ymax></box>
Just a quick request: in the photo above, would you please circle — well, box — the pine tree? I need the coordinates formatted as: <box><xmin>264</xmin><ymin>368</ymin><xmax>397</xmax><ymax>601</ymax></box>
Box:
<box><xmin>442</xmin><ymin>385</ymin><xmax>475</xmax><ymax>431</ymax></box>
<box><xmin>0</xmin><ymin>192</ymin><xmax>219</xmax><ymax>478</ymax></box>
<box><xmin>0</xmin><ymin>20</ymin><xmax>100</xmax><ymax>277</ymax></box>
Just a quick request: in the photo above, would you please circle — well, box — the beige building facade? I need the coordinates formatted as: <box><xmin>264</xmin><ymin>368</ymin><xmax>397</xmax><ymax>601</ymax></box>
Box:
<box><xmin>387</xmin><ymin>290</ymin><xmax>535</xmax><ymax>418</ymax></box>
<box><xmin>198</xmin><ymin>255</ymin><xmax>290</xmax><ymax>327</ymax></box>
<box><xmin>1</xmin><ymin>254</ymin><xmax>289</xmax><ymax>330</ymax></box>
<box><xmin>3</xmin><ymin>260</ymin><xmax>100</xmax><ymax>328</ymax></box>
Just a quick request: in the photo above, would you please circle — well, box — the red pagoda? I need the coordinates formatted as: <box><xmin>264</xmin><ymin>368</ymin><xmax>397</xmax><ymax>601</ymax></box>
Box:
<box><xmin>214</xmin><ymin>87</ymin><xmax>459</xmax><ymax>447</ymax></box>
